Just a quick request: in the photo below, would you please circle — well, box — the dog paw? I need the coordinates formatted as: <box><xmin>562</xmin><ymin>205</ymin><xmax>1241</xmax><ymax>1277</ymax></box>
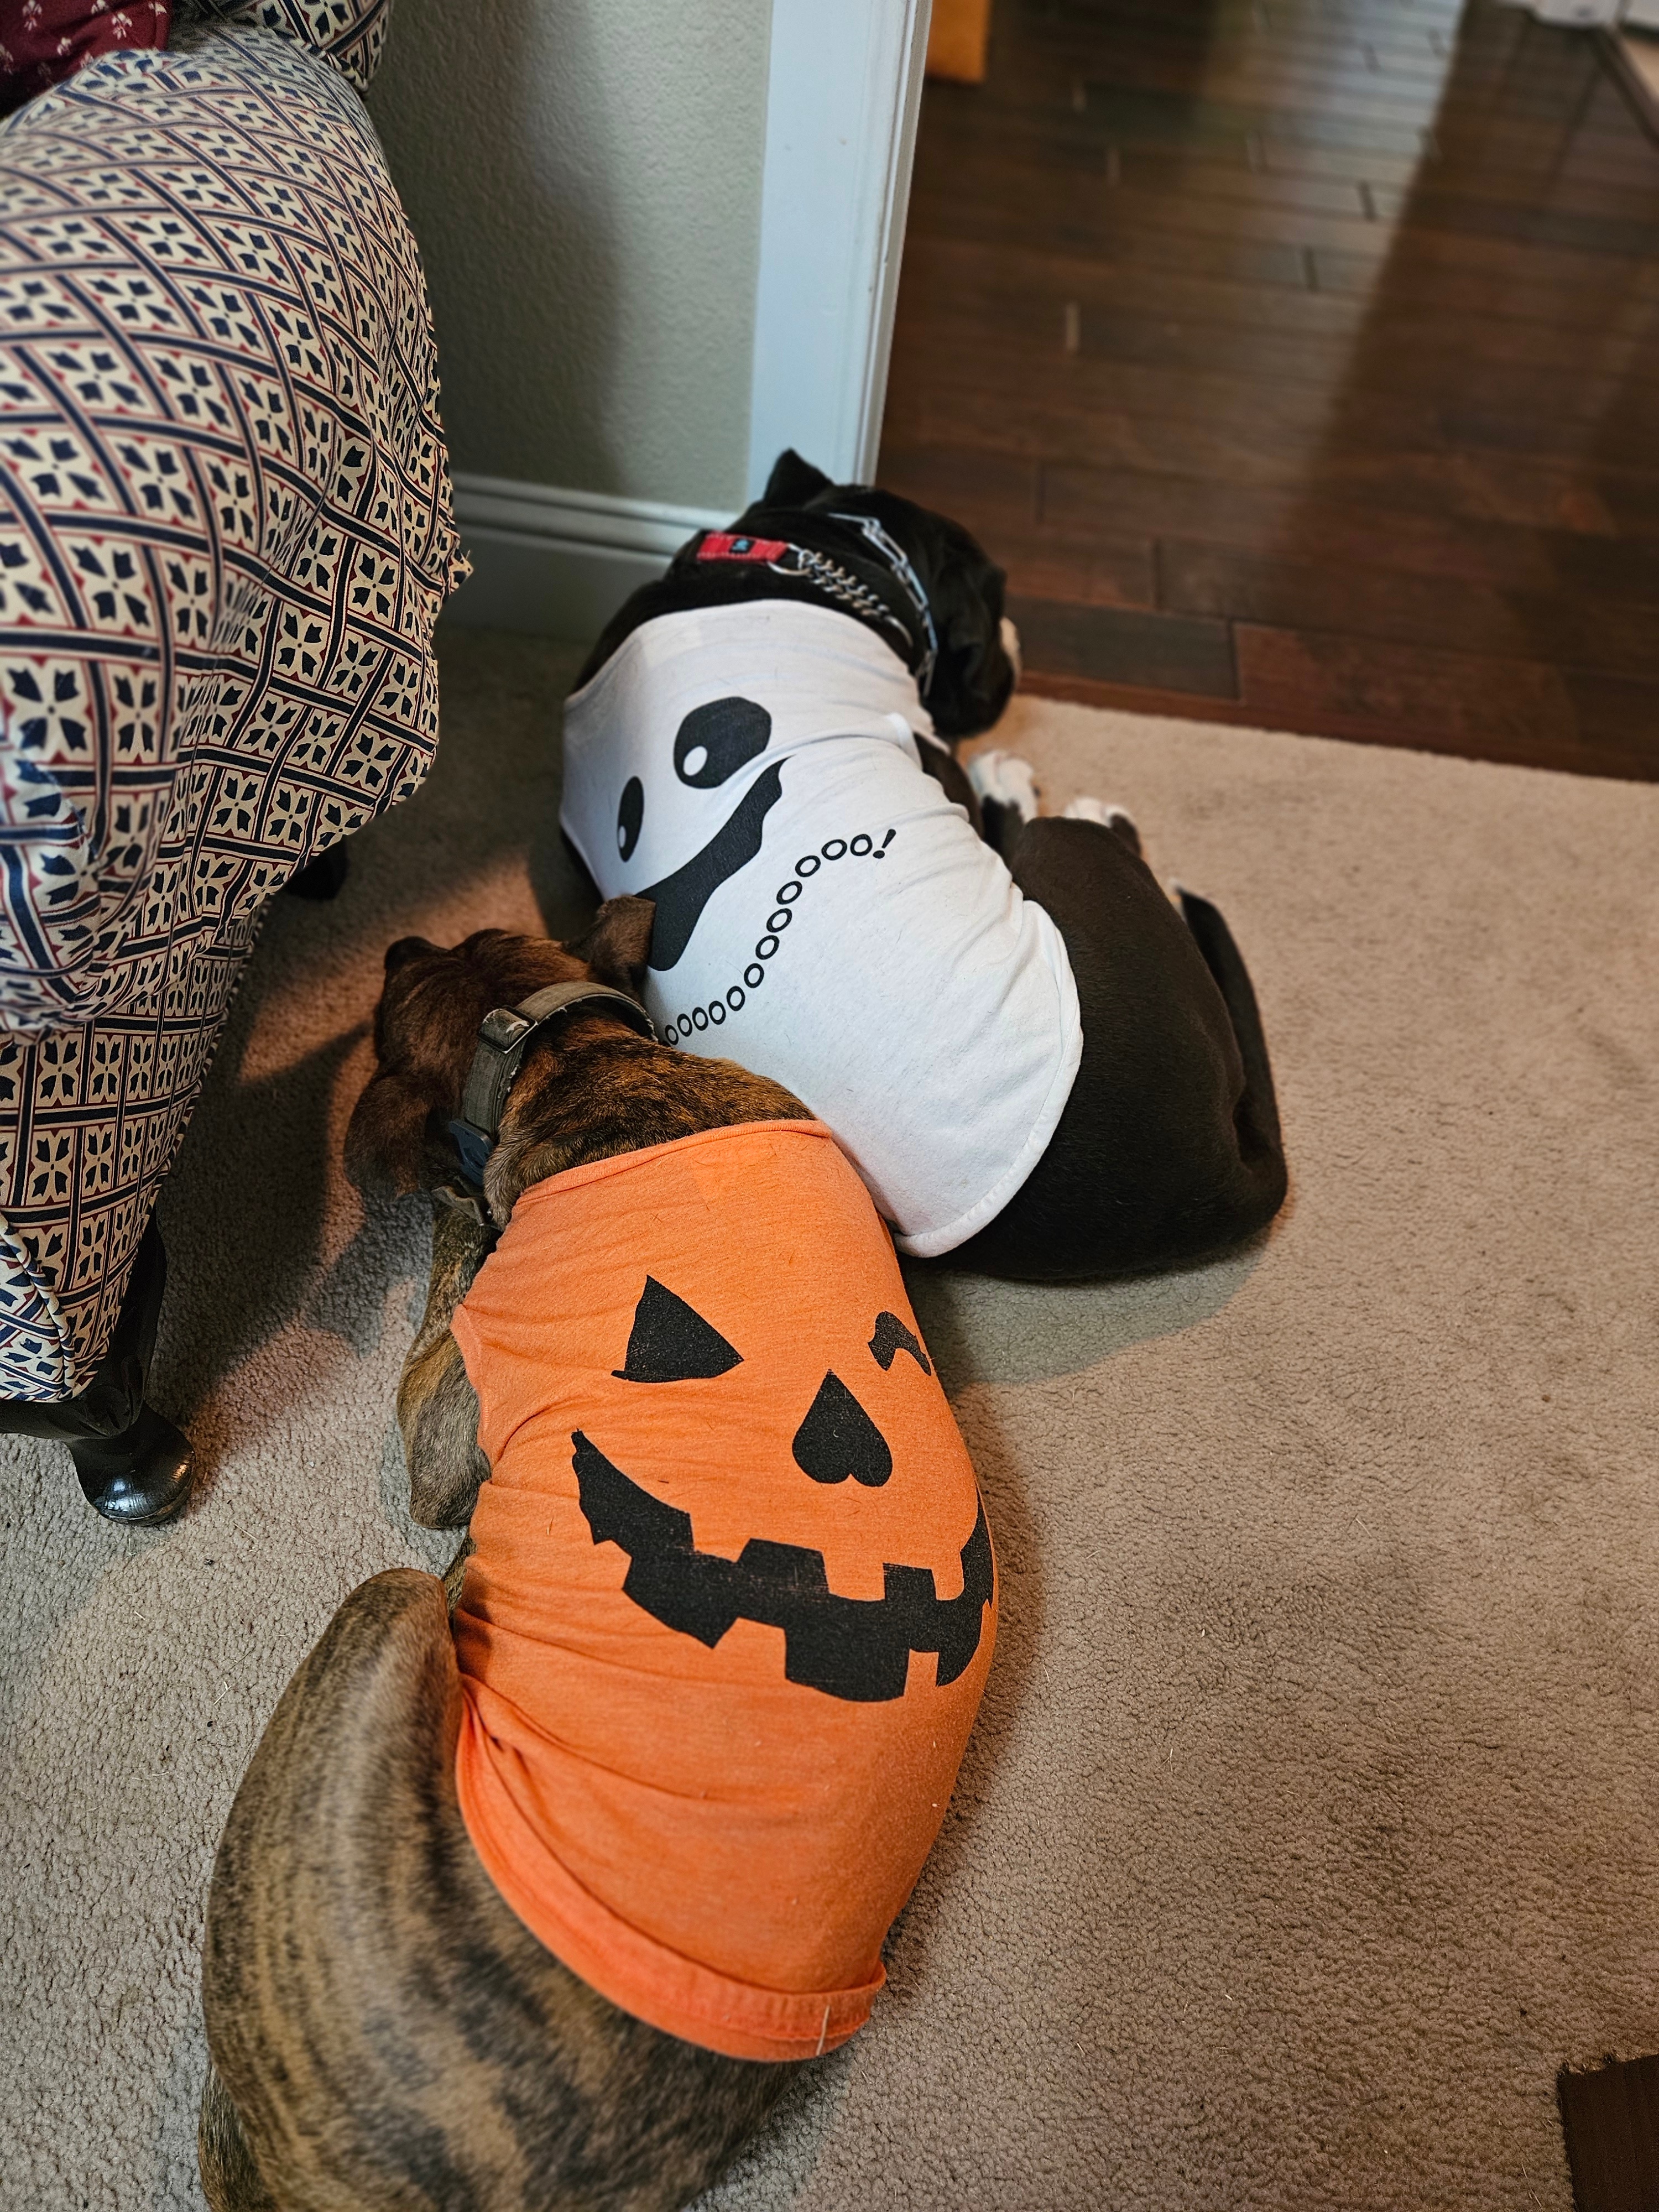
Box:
<box><xmin>968</xmin><ymin>748</ymin><xmax>1042</xmax><ymax>822</ymax></box>
<box><xmin>1062</xmin><ymin>796</ymin><xmax>1142</xmax><ymax>857</ymax></box>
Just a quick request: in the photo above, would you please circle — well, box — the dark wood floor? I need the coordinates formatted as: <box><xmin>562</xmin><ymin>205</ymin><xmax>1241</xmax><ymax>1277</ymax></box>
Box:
<box><xmin>880</xmin><ymin>0</ymin><xmax>1659</xmax><ymax>779</ymax></box>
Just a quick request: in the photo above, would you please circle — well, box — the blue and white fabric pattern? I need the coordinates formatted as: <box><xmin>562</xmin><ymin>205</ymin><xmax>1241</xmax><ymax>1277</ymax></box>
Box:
<box><xmin>0</xmin><ymin>17</ymin><xmax>459</xmax><ymax>1397</ymax></box>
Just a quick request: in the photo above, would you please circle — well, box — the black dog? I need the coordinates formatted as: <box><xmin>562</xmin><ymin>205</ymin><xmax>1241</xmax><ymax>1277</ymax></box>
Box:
<box><xmin>565</xmin><ymin>450</ymin><xmax>1286</xmax><ymax>1281</ymax></box>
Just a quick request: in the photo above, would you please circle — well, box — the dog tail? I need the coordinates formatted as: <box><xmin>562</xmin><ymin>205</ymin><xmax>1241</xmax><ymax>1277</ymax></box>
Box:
<box><xmin>1175</xmin><ymin>886</ymin><xmax>1288</xmax><ymax>1232</ymax></box>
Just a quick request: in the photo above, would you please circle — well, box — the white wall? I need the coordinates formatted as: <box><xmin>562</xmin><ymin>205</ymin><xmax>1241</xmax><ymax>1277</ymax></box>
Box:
<box><xmin>368</xmin><ymin>0</ymin><xmax>771</xmax><ymax>513</ymax></box>
<box><xmin>367</xmin><ymin>0</ymin><xmax>928</xmax><ymax>640</ymax></box>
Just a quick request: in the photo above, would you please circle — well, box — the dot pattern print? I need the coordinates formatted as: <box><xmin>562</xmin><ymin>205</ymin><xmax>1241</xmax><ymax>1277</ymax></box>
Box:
<box><xmin>660</xmin><ymin>831</ymin><xmax>896</xmax><ymax>1047</ymax></box>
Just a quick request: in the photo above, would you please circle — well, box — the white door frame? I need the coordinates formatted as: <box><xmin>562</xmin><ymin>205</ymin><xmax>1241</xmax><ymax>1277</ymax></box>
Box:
<box><xmin>746</xmin><ymin>0</ymin><xmax>934</xmax><ymax>498</ymax></box>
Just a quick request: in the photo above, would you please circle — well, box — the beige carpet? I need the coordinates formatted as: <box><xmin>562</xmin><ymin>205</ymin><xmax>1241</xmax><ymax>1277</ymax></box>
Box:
<box><xmin>3</xmin><ymin>630</ymin><xmax>1656</xmax><ymax>2212</ymax></box>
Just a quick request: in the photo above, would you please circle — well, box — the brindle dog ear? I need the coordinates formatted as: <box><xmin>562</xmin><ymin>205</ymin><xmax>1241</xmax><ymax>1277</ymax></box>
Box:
<box><xmin>344</xmin><ymin>1071</ymin><xmax>441</xmax><ymax>1197</ymax></box>
<box><xmin>566</xmin><ymin>895</ymin><xmax>656</xmax><ymax>1000</ymax></box>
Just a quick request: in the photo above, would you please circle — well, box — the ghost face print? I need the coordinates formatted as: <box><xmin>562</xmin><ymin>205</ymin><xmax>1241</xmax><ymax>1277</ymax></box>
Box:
<box><xmin>616</xmin><ymin>696</ymin><xmax>783</xmax><ymax>972</ymax></box>
<box><xmin>575</xmin><ymin>1272</ymin><xmax>993</xmax><ymax>1704</ymax></box>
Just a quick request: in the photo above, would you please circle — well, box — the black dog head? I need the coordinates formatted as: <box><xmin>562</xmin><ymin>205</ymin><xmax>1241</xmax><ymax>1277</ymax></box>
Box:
<box><xmin>735</xmin><ymin>450</ymin><xmax>1018</xmax><ymax>740</ymax></box>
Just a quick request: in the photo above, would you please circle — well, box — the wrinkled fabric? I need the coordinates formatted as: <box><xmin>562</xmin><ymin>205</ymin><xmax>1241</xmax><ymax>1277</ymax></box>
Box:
<box><xmin>561</xmin><ymin>603</ymin><xmax>1083</xmax><ymax>1258</ymax></box>
<box><xmin>0</xmin><ymin>22</ymin><xmax>458</xmax><ymax>1395</ymax></box>
<box><xmin>452</xmin><ymin>1122</ymin><xmax>996</xmax><ymax>2060</ymax></box>
<box><xmin>173</xmin><ymin>0</ymin><xmax>390</xmax><ymax>94</ymax></box>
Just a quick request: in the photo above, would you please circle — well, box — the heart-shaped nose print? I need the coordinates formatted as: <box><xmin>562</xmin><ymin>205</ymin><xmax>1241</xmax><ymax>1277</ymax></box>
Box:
<box><xmin>792</xmin><ymin>1371</ymin><xmax>893</xmax><ymax>1488</ymax></box>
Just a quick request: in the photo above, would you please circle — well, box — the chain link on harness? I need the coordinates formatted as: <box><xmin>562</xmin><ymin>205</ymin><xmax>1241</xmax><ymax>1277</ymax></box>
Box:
<box><xmin>825</xmin><ymin>510</ymin><xmax>940</xmax><ymax>698</ymax></box>
<box><xmin>789</xmin><ymin>546</ymin><xmax>910</xmax><ymax>645</ymax></box>
<box><xmin>695</xmin><ymin>520</ymin><xmax>939</xmax><ymax>698</ymax></box>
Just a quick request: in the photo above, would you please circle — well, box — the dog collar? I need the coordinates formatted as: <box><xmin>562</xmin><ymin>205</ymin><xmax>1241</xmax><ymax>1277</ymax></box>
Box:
<box><xmin>695</xmin><ymin>516</ymin><xmax>939</xmax><ymax>697</ymax></box>
<box><xmin>445</xmin><ymin>982</ymin><xmax>657</xmax><ymax>1203</ymax></box>
<box><xmin>826</xmin><ymin>510</ymin><xmax>940</xmax><ymax>697</ymax></box>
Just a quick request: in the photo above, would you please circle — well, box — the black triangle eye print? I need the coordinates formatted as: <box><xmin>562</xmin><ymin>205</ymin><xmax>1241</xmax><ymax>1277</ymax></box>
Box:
<box><xmin>869</xmin><ymin>1311</ymin><xmax>931</xmax><ymax>1376</ymax></box>
<box><xmin>792</xmin><ymin>1371</ymin><xmax>893</xmax><ymax>1488</ymax></box>
<box><xmin>613</xmin><ymin>1277</ymin><xmax>743</xmax><ymax>1384</ymax></box>
<box><xmin>674</xmin><ymin>696</ymin><xmax>772</xmax><ymax>787</ymax></box>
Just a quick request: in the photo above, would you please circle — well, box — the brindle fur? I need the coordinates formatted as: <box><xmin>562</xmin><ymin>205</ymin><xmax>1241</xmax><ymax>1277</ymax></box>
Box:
<box><xmin>201</xmin><ymin>904</ymin><xmax>811</xmax><ymax>2212</ymax></box>
<box><xmin>201</xmin><ymin>1573</ymin><xmax>796</xmax><ymax>2212</ymax></box>
<box><xmin>397</xmin><ymin>1201</ymin><xmax>493</xmax><ymax>1527</ymax></box>
<box><xmin>349</xmin><ymin>905</ymin><xmax>807</xmax><ymax>1533</ymax></box>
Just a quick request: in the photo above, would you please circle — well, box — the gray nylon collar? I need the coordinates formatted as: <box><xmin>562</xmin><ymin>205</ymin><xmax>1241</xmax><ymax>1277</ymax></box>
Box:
<box><xmin>445</xmin><ymin>981</ymin><xmax>656</xmax><ymax>1207</ymax></box>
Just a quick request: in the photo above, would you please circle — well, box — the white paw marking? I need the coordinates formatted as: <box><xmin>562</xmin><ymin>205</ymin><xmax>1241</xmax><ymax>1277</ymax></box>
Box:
<box><xmin>1060</xmin><ymin>795</ymin><xmax>1124</xmax><ymax>828</ymax></box>
<box><xmin>1063</xmin><ymin>797</ymin><xmax>1144</xmax><ymax>862</ymax></box>
<box><xmin>968</xmin><ymin>747</ymin><xmax>1041</xmax><ymax>821</ymax></box>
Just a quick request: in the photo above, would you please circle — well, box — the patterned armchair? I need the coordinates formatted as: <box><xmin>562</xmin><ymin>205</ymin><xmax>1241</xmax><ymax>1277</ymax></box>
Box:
<box><xmin>0</xmin><ymin>0</ymin><xmax>460</xmax><ymax>1516</ymax></box>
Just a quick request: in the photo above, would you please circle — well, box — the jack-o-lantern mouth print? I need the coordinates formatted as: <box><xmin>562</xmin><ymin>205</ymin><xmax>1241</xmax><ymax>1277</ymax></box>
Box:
<box><xmin>572</xmin><ymin>1434</ymin><xmax>992</xmax><ymax>1704</ymax></box>
<box><xmin>573</xmin><ymin>1276</ymin><xmax>992</xmax><ymax>1703</ymax></box>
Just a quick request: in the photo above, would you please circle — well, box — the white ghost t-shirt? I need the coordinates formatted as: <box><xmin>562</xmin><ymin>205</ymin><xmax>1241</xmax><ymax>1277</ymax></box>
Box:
<box><xmin>560</xmin><ymin>601</ymin><xmax>1082</xmax><ymax>1258</ymax></box>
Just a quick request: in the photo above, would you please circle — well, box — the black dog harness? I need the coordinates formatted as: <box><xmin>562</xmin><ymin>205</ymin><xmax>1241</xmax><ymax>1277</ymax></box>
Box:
<box><xmin>443</xmin><ymin>982</ymin><xmax>657</xmax><ymax>1224</ymax></box>
<box><xmin>694</xmin><ymin>510</ymin><xmax>939</xmax><ymax>696</ymax></box>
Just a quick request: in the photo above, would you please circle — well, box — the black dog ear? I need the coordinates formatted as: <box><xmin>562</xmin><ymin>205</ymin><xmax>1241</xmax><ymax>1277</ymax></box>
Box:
<box><xmin>566</xmin><ymin>895</ymin><xmax>656</xmax><ymax>998</ymax></box>
<box><xmin>926</xmin><ymin>553</ymin><xmax>1018</xmax><ymax>739</ymax></box>
<box><xmin>764</xmin><ymin>449</ymin><xmax>834</xmax><ymax>508</ymax></box>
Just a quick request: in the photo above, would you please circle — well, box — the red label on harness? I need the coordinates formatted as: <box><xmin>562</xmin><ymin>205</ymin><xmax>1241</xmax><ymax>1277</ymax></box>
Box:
<box><xmin>697</xmin><ymin>533</ymin><xmax>789</xmax><ymax>564</ymax></box>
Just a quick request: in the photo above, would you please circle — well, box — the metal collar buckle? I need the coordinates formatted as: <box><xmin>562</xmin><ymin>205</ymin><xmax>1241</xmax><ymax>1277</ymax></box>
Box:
<box><xmin>444</xmin><ymin>980</ymin><xmax>657</xmax><ymax>1211</ymax></box>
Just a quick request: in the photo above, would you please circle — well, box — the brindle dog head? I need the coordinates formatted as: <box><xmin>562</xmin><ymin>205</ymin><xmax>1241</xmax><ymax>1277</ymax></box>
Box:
<box><xmin>344</xmin><ymin>897</ymin><xmax>655</xmax><ymax>1201</ymax></box>
<box><xmin>346</xmin><ymin>912</ymin><xmax>672</xmax><ymax>1537</ymax></box>
<box><xmin>347</xmin><ymin>900</ymin><xmax>805</xmax><ymax>1227</ymax></box>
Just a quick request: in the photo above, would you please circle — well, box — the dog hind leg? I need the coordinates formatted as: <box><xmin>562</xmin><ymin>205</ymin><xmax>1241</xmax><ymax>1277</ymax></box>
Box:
<box><xmin>951</xmin><ymin>814</ymin><xmax>1288</xmax><ymax>1277</ymax></box>
<box><xmin>1172</xmin><ymin>884</ymin><xmax>1284</xmax><ymax>1180</ymax></box>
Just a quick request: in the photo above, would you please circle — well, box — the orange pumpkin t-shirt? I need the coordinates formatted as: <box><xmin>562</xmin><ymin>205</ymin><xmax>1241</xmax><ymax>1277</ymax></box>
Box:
<box><xmin>449</xmin><ymin>1119</ymin><xmax>997</xmax><ymax>2063</ymax></box>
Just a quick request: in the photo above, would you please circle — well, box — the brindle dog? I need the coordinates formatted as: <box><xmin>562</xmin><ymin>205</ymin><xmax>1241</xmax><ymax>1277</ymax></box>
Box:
<box><xmin>199</xmin><ymin>900</ymin><xmax>815</xmax><ymax>2212</ymax></box>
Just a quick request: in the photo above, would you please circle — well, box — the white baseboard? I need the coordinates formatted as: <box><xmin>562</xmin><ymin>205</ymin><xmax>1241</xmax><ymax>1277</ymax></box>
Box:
<box><xmin>444</xmin><ymin>474</ymin><xmax>731</xmax><ymax>641</ymax></box>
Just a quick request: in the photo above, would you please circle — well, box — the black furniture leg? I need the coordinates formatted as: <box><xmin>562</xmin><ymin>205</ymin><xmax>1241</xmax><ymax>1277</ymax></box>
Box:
<box><xmin>0</xmin><ymin>1218</ymin><xmax>194</xmax><ymax>1525</ymax></box>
